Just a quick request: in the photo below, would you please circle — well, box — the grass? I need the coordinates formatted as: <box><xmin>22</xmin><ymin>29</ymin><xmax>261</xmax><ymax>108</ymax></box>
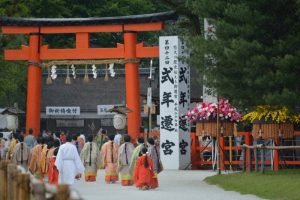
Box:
<box><xmin>205</xmin><ymin>169</ymin><xmax>300</xmax><ymax>200</ymax></box>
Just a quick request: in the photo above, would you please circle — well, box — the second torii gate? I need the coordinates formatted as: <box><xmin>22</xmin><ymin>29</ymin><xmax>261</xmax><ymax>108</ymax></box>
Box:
<box><xmin>0</xmin><ymin>12</ymin><xmax>177</xmax><ymax>139</ymax></box>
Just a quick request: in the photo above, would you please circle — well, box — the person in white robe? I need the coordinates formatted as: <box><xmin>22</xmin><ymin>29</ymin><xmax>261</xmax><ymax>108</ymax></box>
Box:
<box><xmin>55</xmin><ymin>135</ymin><xmax>85</xmax><ymax>185</ymax></box>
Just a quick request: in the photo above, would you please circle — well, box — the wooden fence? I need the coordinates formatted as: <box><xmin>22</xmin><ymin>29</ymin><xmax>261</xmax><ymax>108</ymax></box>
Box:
<box><xmin>191</xmin><ymin>131</ymin><xmax>300</xmax><ymax>171</ymax></box>
<box><xmin>0</xmin><ymin>161</ymin><xmax>82</xmax><ymax>200</ymax></box>
<box><xmin>242</xmin><ymin>144</ymin><xmax>300</xmax><ymax>174</ymax></box>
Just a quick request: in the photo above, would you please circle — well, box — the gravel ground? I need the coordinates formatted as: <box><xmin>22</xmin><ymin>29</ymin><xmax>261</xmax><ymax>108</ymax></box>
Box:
<box><xmin>72</xmin><ymin>170</ymin><xmax>263</xmax><ymax>200</ymax></box>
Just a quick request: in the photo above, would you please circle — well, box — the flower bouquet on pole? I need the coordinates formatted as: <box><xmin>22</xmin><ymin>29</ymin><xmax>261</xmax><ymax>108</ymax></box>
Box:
<box><xmin>243</xmin><ymin>106</ymin><xmax>300</xmax><ymax>140</ymax></box>
<box><xmin>185</xmin><ymin>98</ymin><xmax>242</xmax><ymax>137</ymax></box>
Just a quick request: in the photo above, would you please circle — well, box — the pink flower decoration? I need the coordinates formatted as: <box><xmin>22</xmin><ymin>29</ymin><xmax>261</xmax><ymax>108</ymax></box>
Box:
<box><xmin>184</xmin><ymin>97</ymin><xmax>242</xmax><ymax>122</ymax></box>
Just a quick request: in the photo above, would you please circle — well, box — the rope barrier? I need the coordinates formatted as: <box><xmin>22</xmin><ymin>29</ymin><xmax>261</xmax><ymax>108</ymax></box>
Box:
<box><xmin>42</xmin><ymin>58</ymin><xmax>140</xmax><ymax>67</ymax></box>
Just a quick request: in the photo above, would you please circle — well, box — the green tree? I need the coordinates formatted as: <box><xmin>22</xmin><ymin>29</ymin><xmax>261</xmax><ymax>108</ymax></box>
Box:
<box><xmin>183</xmin><ymin>0</ymin><xmax>300</xmax><ymax>111</ymax></box>
<box><xmin>0</xmin><ymin>0</ymin><xmax>29</xmax><ymax>109</ymax></box>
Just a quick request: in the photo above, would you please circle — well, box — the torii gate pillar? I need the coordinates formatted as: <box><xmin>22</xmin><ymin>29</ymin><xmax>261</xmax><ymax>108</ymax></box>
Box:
<box><xmin>26</xmin><ymin>34</ymin><xmax>42</xmax><ymax>136</ymax></box>
<box><xmin>124</xmin><ymin>32</ymin><xmax>141</xmax><ymax>139</ymax></box>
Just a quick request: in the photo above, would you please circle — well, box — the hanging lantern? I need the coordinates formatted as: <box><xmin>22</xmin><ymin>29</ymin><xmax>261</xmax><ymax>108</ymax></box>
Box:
<box><xmin>113</xmin><ymin>114</ymin><xmax>127</xmax><ymax>130</ymax></box>
<box><xmin>65</xmin><ymin>65</ymin><xmax>71</xmax><ymax>84</ymax></box>
<box><xmin>46</xmin><ymin>67</ymin><xmax>52</xmax><ymax>85</ymax></box>
<box><xmin>104</xmin><ymin>64</ymin><xmax>109</xmax><ymax>81</ymax></box>
<box><xmin>83</xmin><ymin>64</ymin><xmax>89</xmax><ymax>83</ymax></box>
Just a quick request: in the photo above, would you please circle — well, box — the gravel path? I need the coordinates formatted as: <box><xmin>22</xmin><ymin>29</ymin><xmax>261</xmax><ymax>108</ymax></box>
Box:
<box><xmin>72</xmin><ymin>170</ymin><xmax>263</xmax><ymax>200</ymax></box>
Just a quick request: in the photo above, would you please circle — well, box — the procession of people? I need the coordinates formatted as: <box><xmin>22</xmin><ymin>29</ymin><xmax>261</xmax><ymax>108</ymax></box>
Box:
<box><xmin>0</xmin><ymin>128</ymin><xmax>162</xmax><ymax>191</ymax></box>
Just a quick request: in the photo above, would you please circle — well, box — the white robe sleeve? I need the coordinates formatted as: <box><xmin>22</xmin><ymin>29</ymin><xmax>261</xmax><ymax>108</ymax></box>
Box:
<box><xmin>55</xmin><ymin>146</ymin><xmax>63</xmax><ymax>172</ymax></box>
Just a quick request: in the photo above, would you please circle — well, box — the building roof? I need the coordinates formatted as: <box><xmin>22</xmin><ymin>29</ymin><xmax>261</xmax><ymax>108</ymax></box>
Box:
<box><xmin>0</xmin><ymin>107</ymin><xmax>25</xmax><ymax>115</ymax></box>
<box><xmin>0</xmin><ymin>11</ymin><xmax>177</xmax><ymax>26</ymax></box>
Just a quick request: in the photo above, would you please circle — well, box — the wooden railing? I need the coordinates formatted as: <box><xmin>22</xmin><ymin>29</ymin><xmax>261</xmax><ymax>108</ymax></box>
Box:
<box><xmin>0</xmin><ymin>161</ymin><xmax>82</xmax><ymax>200</ymax></box>
<box><xmin>242</xmin><ymin>144</ymin><xmax>300</xmax><ymax>173</ymax></box>
<box><xmin>191</xmin><ymin>131</ymin><xmax>300</xmax><ymax>171</ymax></box>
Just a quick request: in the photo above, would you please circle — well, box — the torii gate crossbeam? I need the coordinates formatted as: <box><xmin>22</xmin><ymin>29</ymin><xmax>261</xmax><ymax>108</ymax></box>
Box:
<box><xmin>0</xmin><ymin>12</ymin><xmax>177</xmax><ymax>139</ymax></box>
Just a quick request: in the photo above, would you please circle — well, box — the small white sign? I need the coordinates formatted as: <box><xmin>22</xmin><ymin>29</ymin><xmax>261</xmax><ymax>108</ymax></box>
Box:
<box><xmin>46</xmin><ymin>107</ymin><xmax>80</xmax><ymax>115</ymax></box>
<box><xmin>97</xmin><ymin>105</ymin><xmax>114</xmax><ymax>115</ymax></box>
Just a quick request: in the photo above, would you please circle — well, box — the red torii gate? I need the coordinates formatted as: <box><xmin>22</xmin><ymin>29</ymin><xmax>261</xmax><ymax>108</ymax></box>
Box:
<box><xmin>0</xmin><ymin>12</ymin><xmax>177</xmax><ymax>139</ymax></box>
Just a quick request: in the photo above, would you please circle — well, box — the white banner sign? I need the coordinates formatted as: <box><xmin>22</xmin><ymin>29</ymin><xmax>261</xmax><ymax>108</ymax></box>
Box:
<box><xmin>97</xmin><ymin>105</ymin><xmax>115</xmax><ymax>115</ymax></box>
<box><xmin>159</xmin><ymin>36</ymin><xmax>191</xmax><ymax>170</ymax></box>
<box><xmin>203</xmin><ymin>18</ymin><xmax>217</xmax><ymax>103</ymax></box>
<box><xmin>46</xmin><ymin>107</ymin><xmax>80</xmax><ymax>115</ymax></box>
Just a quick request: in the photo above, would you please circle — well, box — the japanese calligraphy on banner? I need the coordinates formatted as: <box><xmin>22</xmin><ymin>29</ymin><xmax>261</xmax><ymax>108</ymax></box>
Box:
<box><xmin>97</xmin><ymin>105</ymin><xmax>114</xmax><ymax>115</ymax></box>
<box><xmin>159</xmin><ymin>36</ymin><xmax>191</xmax><ymax>170</ymax></box>
<box><xmin>46</xmin><ymin>106</ymin><xmax>80</xmax><ymax>115</ymax></box>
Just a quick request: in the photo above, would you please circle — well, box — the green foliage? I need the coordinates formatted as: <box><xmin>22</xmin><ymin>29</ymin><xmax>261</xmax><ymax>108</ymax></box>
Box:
<box><xmin>185</xmin><ymin>0</ymin><xmax>300</xmax><ymax>111</ymax></box>
<box><xmin>0</xmin><ymin>0</ymin><xmax>29</xmax><ymax>109</ymax></box>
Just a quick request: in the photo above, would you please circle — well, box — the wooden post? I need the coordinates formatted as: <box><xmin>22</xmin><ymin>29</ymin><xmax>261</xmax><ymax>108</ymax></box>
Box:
<box><xmin>245</xmin><ymin>132</ymin><xmax>251</xmax><ymax>171</ymax></box>
<box><xmin>0</xmin><ymin>161</ymin><xmax>9</xmax><ymax>200</ymax></box>
<box><xmin>220</xmin><ymin>135</ymin><xmax>225</xmax><ymax>170</ymax></box>
<box><xmin>18</xmin><ymin>174</ymin><xmax>30</xmax><ymax>200</ymax></box>
<box><xmin>274</xmin><ymin>138</ymin><xmax>279</xmax><ymax>171</ymax></box>
<box><xmin>12</xmin><ymin>171</ymin><xmax>20</xmax><ymax>200</ymax></box>
<box><xmin>254</xmin><ymin>148</ymin><xmax>258</xmax><ymax>172</ymax></box>
<box><xmin>32</xmin><ymin>182</ymin><xmax>46</xmax><ymax>200</ymax></box>
<box><xmin>248</xmin><ymin>148</ymin><xmax>252</xmax><ymax>172</ymax></box>
<box><xmin>124</xmin><ymin>31</ymin><xmax>140</xmax><ymax>141</ymax></box>
<box><xmin>261</xmin><ymin>148</ymin><xmax>265</xmax><ymax>174</ymax></box>
<box><xmin>229</xmin><ymin>136</ymin><xmax>233</xmax><ymax>171</ymax></box>
<box><xmin>26</xmin><ymin>33</ymin><xmax>42</xmax><ymax>136</ymax></box>
<box><xmin>7</xmin><ymin>164</ymin><xmax>17</xmax><ymax>200</ymax></box>
<box><xmin>242</xmin><ymin>146</ymin><xmax>246</xmax><ymax>172</ymax></box>
<box><xmin>191</xmin><ymin>132</ymin><xmax>198</xmax><ymax>170</ymax></box>
<box><xmin>55</xmin><ymin>184</ymin><xmax>70</xmax><ymax>200</ymax></box>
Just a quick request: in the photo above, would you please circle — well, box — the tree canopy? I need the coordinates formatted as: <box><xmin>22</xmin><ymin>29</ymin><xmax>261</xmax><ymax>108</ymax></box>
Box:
<box><xmin>184</xmin><ymin>0</ymin><xmax>300</xmax><ymax>112</ymax></box>
<box><xmin>1</xmin><ymin>0</ymin><xmax>300</xmax><ymax>114</ymax></box>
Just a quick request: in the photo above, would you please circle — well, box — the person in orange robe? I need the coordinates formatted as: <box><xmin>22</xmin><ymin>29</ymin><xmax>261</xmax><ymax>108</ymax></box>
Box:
<box><xmin>133</xmin><ymin>147</ymin><xmax>155</xmax><ymax>190</ymax></box>
<box><xmin>40</xmin><ymin>140</ymin><xmax>53</xmax><ymax>181</ymax></box>
<box><xmin>101</xmin><ymin>134</ymin><xmax>119</xmax><ymax>184</ymax></box>
<box><xmin>48</xmin><ymin>147</ymin><xmax>59</xmax><ymax>185</ymax></box>
<box><xmin>47</xmin><ymin>139</ymin><xmax>60</xmax><ymax>170</ymax></box>
<box><xmin>6</xmin><ymin>133</ymin><xmax>18</xmax><ymax>160</ymax></box>
<box><xmin>29</xmin><ymin>137</ymin><xmax>44</xmax><ymax>179</ymax></box>
<box><xmin>147</xmin><ymin>137</ymin><xmax>160</xmax><ymax>189</ymax></box>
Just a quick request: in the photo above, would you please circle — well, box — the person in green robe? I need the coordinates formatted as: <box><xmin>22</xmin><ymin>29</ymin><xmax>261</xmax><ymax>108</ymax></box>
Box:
<box><xmin>94</xmin><ymin>129</ymin><xmax>108</xmax><ymax>169</ymax></box>
<box><xmin>94</xmin><ymin>129</ymin><xmax>108</xmax><ymax>150</ymax></box>
<box><xmin>129</xmin><ymin>137</ymin><xmax>145</xmax><ymax>176</ymax></box>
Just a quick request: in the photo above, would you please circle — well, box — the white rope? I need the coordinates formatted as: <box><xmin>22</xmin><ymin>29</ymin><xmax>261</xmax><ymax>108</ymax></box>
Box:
<box><xmin>212</xmin><ymin>138</ymin><xmax>217</xmax><ymax>170</ymax></box>
<box><xmin>42</xmin><ymin>58</ymin><xmax>140</xmax><ymax>67</ymax></box>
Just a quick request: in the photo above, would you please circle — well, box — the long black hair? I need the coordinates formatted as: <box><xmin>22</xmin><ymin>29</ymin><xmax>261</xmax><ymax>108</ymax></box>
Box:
<box><xmin>88</xmin><ymin>134</ymin><xmax>93</xmax><ymax>166</ymax></box>
<box><xmin>108</xmin><ymin>134</ymin><xmax>115</xmax><ymax>163</ymax></box>
<box><xmin>141</xmin><ymin>147</ymin><xmax>149</xmax><ymax>168</ymax></box>
<box><xmin>19</xmin><ymin>135</ymin><xmax>24</xmax><ymax>164</ymax></box>
<box><xmin>124</xmin><ymin>135</ymin><xmax>131</xmax><ymax>165</ymax></box>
